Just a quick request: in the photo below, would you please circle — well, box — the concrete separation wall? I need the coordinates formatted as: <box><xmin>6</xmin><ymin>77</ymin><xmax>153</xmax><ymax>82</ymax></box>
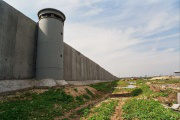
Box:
<box><xmin>64</xmin><ymin>43</ymin><xmax>117</xmax><ymax>81</ymax></box>
<box><xmin>0</xmin><ymin>1</ymin><xmax>118</xmax><ymax>93</ymax></box>
<box><xmin>0</xmin><ymin>1</ymin><xmax>37</xmax><ymax>80</ymax></box>
<box><xmin>0</xmin><ymin>1</ymin><xmax>117</xmax><ymax>82</ymax></box>
<box><xmin>67</xmin><ymin>80</ymin><xmax>115</xmax><ymax>85</ymax></box>
<box><xmin>0</xmin><ymin>1</ymin><xmax>117</xmax><ymax>87</ymax></box>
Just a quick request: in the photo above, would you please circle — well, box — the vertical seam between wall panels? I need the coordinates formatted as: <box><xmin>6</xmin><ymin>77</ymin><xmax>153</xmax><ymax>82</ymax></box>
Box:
<box><xmin>12</xmin><ymin>11</ymin><xmax>19</xmax><ymax>79</ymax></box>
<box><xmin>34</xmin><ymin>23</ymin><xmax>38</xmax><ymax>78</ymax></box>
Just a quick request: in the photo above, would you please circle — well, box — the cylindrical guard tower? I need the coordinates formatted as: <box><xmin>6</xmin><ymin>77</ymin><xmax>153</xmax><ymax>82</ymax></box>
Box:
<box><xmin>36</xmin><ymin>8</ymin><xmax>66</xmax><ymax>80</ymax></box>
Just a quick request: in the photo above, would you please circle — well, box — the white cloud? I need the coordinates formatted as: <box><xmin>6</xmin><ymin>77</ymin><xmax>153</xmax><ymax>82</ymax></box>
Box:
<box><xmin>83</xmin><ymin>8</ymin><xmax>103</xmax><ymax>16</ymax></box>
<box><xmin>64</xmin><ymin>24</ymin><xmax>141</xmax><ymax>57</ymax></box>
<box><xmin>151</xmin><ymin>33</ymin><xmax>179</xmax><ymax>52</ymax></box>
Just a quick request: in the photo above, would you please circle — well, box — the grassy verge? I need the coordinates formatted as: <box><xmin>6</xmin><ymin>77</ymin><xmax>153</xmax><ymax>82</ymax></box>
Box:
<box><xmin>81</xmin><ymin>99</ymin><xmax>118</xmax><ymax>120</ymax></box>
<box><xmin>122</xmin><ymin>79</ymin><xmax>180</xmax><ymax>120</ymax></box>
<box><xmin>89</xmin><ymin>80</ymin><xmax>119</xmax><ymax>93</ymax></box>
<box><xmin>0</xmin><ymin>88</ymin><xmax>95</xmax><ymax>120</ymax></box>
<box><xmin>123</xmin><ymin>98</ymin><xmax>180</xmax><ymax>120</ymax></box>
<box><xmin>117</xmin><ymin>80</ymin><xmax>129</xmax><ymax>87</ymax></box>
<box><xmin>117</xmin><ymin>79</ymin><xmax>174</xmax><ymax>98</ymax></box>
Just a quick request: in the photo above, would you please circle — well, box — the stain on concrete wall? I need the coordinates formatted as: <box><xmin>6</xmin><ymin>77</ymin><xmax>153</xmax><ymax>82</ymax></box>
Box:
<box><xmin>0</xmin><ymin>1</ymin><xmax>37</xmax><ymax>80</ymax></box>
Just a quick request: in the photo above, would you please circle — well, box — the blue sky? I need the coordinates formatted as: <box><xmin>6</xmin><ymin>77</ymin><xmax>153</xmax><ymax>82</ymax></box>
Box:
<box><xmin>4</xmin><ymin>0</ymin><xmax>180</xmax><ymax>77</ymax></box>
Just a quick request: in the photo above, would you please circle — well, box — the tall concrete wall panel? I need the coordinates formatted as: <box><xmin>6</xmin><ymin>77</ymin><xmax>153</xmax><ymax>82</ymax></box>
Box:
<box><xmin>0</xmin><ymin>1</ymin><xmax>37</xmax><ymax>80</ymax></box>
<box><xmin>63</xmin><ymin>43</ymin><xmax>117</xmax><ymax>81</ymax></box>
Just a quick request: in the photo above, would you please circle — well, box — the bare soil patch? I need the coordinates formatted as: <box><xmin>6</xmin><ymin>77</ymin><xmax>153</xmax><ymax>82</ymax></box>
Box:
<box><xmin>111</xmin><ymin>97</ymin><xmax>129</xmax><ymax>120</ymax></box>
<box><xmin>65</xmin><ymin>86</ymin><xmax>98</xmax><ymax>97</ymax></box>
<box><xmin>149</xmin><ymin>83</ymin><xmax>180</xmax><ymax>92</ymax></box>
<box><xmin>156</xmin><ymin>93</ymin><xmax>177</xmax><ymax>106</ymax></box>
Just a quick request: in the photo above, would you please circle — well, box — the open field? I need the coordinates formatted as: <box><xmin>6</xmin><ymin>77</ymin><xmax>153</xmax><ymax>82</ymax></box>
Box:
<box><xmin>0</xmin><ymin>79</ymin><xmax>180</xmax><ymax>120</ymax></box>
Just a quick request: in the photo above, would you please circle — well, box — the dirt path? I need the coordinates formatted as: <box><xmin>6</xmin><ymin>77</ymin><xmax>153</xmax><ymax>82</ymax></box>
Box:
<box><xmin>111</xmin><ymin>98</ymin><xmax>126</xmax><ymax>120</ymax></box>
<box><xmin>55</xmin><ymin>93</ymin><xmax>111</xmax><ymax>120</ymax></box>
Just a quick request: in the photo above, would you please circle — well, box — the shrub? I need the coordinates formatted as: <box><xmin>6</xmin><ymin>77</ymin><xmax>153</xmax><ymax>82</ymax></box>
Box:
<box><xmin>90</xmin><ymin>80</ymin><xmax>118</xmax><ymax>93</ymax></box>
<box><xmin>73</xmin><ymin>88</ymin><xmax>78</xmax><ymax>93</ymax></box>
<box><xmin>130</xmin><ymin>88</ymin><xmax>143</xmax><ymax>96</ymax></box>
<box><xmin>83</xmin><ymin>94</ymin><xmax>91</xmax><ymax>100</ymax></box>
<box><xmin>75</xmin><ymin>96</ymin><xmax>84</xmax><ymax>103</ymax></box>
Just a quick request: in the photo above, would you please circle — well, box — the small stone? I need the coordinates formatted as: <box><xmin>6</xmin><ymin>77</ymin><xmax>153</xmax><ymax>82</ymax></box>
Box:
<box><xmin>171</xmin><ymin>104</ymin><xmax>180</xmax><ymax>109</ymax></box>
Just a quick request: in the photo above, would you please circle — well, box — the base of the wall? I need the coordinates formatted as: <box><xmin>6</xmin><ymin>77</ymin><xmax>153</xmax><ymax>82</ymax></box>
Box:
<box><xmin>0</xmin><ymin>79</ymin><xmax>115</xmax><ymax>94</ymax></box>
<box><xmin>67</xmin><ymin>80</ymin><xmax>115</xmax><ymax>85</ymax></box>
<box><xmin>0</xmin><ymin>79</ymin><xmax>68</xmax><ymax>94</ymax></box>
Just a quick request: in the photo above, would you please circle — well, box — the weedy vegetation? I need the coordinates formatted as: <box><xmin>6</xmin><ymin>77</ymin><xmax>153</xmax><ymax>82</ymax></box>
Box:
<box><xmin>90</xmin><ymin>80</ymin><xmax>118</xmax><ymax>93</ymax></box>
<box><xmin>123</xmin><ymin>98</ymin><xmax>180</xmax><ymax>120</ymax></box>
<box><xmin>130</xmin><ymin>88</ymin><xmax>143</xmax><ymax>96</ymax></box>
<box><xmin>81</xmin><ymin>99</ymin><xmax>118</xmax><ymax>120</ymax></box>
<box><xmin>85</xmin><ymin>88</ymin><xmax>94</xmax><ymax>98</ymax></box>
<box><xmin>0</xmin><ymin>88</ymin><xmax>94</xmax><ymax>120</ymax></box>
<box><xmin>73</xmin><ymin>88</ymin><xmax>78</xmax><ymax>93</ymax></box>
<box><xmin>76</xmin><ymin>105</ymin><xmax>91</xmax><ymax>117</ymax></box>
<box><xmin>121</xmin><ymin>79</ymin><xmax>180</xmax><ymax>120</ymax></box>
<box><xmin>83</xmin><ymin>94</ymin><xmax>91</xmax><ymax>100</ymax></box>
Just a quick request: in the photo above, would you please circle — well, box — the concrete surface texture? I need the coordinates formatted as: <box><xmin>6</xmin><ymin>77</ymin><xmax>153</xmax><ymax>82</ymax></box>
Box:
<box><xmin>0</xmin><ymin>1</ymin><xmax>37</xmax><ymax>80</ymax></box>
<box><xmin>0</xmin><ymin>1</ymin><xmax>117</xmax><ymax>81</ymax></box>
<box><xmin>63</xmin><ymin>43</ymin><xmax>117</xmax><ymax>81</ymax></box>
<box><xmin>67</xmin><ymin>80</ymin><xmax>115</xmax><ymax>85</ymax></box>
<box><xmin>0</xmin><ymin>79</ymin><xmax>68</xmax><ymax>93</ymax></box>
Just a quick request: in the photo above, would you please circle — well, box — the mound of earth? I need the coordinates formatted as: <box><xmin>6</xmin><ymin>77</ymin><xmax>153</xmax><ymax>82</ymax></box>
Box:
<box><xmin>65</xmin><ymin>86</ymin><xmax>98</xmax><ymax>97</ymax></box>
<box><xmin>0</xmin><ymin>85</ymin><xmax>99</xmax><ymax>101</ymax></box>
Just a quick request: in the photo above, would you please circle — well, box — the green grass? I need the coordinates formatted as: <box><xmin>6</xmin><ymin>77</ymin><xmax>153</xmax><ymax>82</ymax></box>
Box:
<box><xmin>69</xmin><ymin>114</ymin><xmax>76</xmax><ymax>118</ymax></box>
<box><xmin>135</xmin><ymin>79</ymin><xmax>147</xmax><ymax>85</ymax></box>
<box><xmin>117</xmin><ymin>80</ymin><xmax>129</xmax><ymax>87</ymax></box>
<box><xmin>112</xmin><ymin>79</ymin><xmax>173</xmax><ymax>98</ymax></box>
<box><xmin>62</xmin><ymin>118</ymin><xmax>68</xmax><ymax>120</ymax></box>
<box><xmin>130</xmin><ymin>88</ymin><xmax>143</xmax><ymax>96</ymax></box>
<box><xmin>137</xmin><ymin>84</ymin><xmax>171</xmax><ymax>99</ymax></box>
<box><xmin>77</xmin><ymin>105</ymin><xmax>90</xmax><ymax>117</ymax></box>
<box><xmin>85</xmin><ymin>88</ymin><xmax>94</xmax><ymax>98</ymax></box>
<box><xmin>121</xmin><ymin>79</ymin><xmax>180</xmax><ymax>119</ymax></box>
<box><xmin>83</xmin><ymin>94</ymin><xmax>91</xmax><ymax>100</ymax></box>
<box><xmin>75</xmin><ymin>95</ymin><xmax>84</xmax><ymax>103</ymax></box>
<box><xmin>73</xmin><ymin>88</ymin><xmax>78</xmax><ymax>93</ymax></box>
<box><xmin>0</xmin><ymin>88</ymin><xmax>92</xmax><ymax>120</ymax></box>
<box><xmin>82</xmin><ymin>99</ymin><xmax>118</xmax><ymax>120</ymax></box>
<box><xmin>123</xmin><ymin>98</ymin><xmax>180</xmax><ymax>120</ymax></box>
<box><xmin>90</xmin><ymin>80</ymin><xmax>118</xmax><ymax>93</ymax></box>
